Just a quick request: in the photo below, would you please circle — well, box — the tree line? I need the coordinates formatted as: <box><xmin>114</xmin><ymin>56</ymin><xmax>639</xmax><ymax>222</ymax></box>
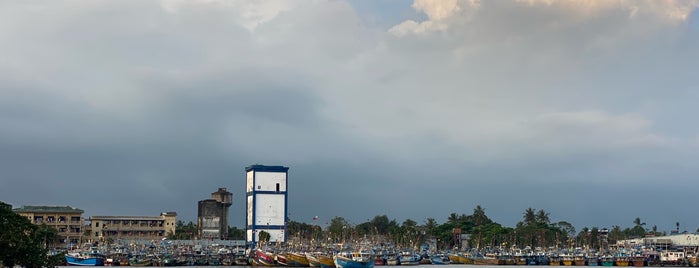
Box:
<box><xmin>174</xmin><ymin>205</ymin><xmax>690</xmax><ymax>250</ymax></box>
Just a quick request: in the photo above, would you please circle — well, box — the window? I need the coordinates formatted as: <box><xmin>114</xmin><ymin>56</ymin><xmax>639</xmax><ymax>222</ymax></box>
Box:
<box><xmin>276</xmin><ymin>183</ymin><xmax>280</xmax><ymax>192</ymax></box>
<box><xmin>95</xmin><ymin>222</ymin><xmax>100</xmax><ymax>227</ymax></box>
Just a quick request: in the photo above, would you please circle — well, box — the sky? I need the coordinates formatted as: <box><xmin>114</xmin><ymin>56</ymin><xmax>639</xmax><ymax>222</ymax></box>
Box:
<box><xmin>2</xmin><ymin>0</ymin><xmax>699</xmax><ymax>234</ymax></box>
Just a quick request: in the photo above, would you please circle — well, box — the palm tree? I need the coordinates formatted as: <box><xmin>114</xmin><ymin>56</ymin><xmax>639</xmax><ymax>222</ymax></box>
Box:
<box><xmin>633</xmin><ymin>217</ymin><xmax>645</xmax><ymax>227</ymax></box>
<box><xmin>448</xmin><ymin>213</ymin><xmax>459</xmax><ymax>225</ymax></box>
<box><xmin>473</xmin><ymin>205</ymin><xmax>487</xmax><ymax>226</ymax></box>
<box><xmin>425</xmin><ymin>218</ymin><xmax>437</xmax><ymax>235</ymax></box>
<box><xmin>523</xmin><ymin>208</ymin><xmax>536</xmax><ymax>225</ymax></box>
<box><xmin>536</xmin><ymin>209</ymin><xmax>550</xmax><ymax>224</ymax></box>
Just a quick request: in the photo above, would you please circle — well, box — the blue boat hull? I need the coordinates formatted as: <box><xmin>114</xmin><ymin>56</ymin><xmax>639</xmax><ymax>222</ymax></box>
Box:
<box><xmin>430</xmin><ymin>257</ymin><xmax>450</xmax><ymax>265</ymax></box>
<box><xmin>334</xmin><ymin>256</ymin><xmax>374</xmax><ymax>268</ymax></box>
<box><xmin>66</xmin><ymin>256</ymin><xmax>105</xmax><ymax>266</ymax></box>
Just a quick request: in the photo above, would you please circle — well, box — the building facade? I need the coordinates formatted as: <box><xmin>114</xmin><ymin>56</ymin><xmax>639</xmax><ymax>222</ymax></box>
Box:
<box><xmin>13</xmin><ymin>205</ymin><xmax>85</xmax><ymax>248</ymax></box>
<box><xmin>245</xmin><ymin>165</ymin><xmax>288</xmax><ymax>246</ymax></box>
<box><xmin>88</xmin><ymin>212</ymin><xmax>177</xmax><ymax>242</ymax></box>
<box><xmin>198</xmin><ymin>187</ymin><xmax>233</xmax><ymax>239</ymax></box>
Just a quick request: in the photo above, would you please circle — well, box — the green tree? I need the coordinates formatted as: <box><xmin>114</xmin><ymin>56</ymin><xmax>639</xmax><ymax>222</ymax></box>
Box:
<box><xmin>258</xmin><ymin>231</ymin><xmax>270</xmax><ymax>243</ymax></box>
<box><xmin>536</xmin><ymin>209</ymin><xmax>550</xmax><ymax>224</ymax></box>
<box><xmin>448</xmin><ymin>213</ymin><xmax>459</xmax><ymax>224</ymax></box>
<box><xmin>227</xmin><ymin>226</ymin><xmax>245</xmax><ymax>240</ymax></box>
<box><xmin>523</xmin><ymin>208</ymin><xmax>536</xmax><ymax>226</ymax></box>
<box><xmin>1</xmin><ymin>201</ymin><xmax>51</xmax><ymax>268</ymax></box>
<box><xmin>424</xmin><ymin>218</ymin><xmax>438</xmax><ymax>236</ymax></box>
<box><xmin>327</xmin><ymin>217</ymin><xmax>350</xmax><ymax>242</ymax></box>
<box><xmin>608</xmin><ymin>225</ymin><xmax>625</xmax><ymax>242</ymax></box>
<box><xmin>168</xmin><ymin>220</ymin><xmax>197</xmax><ymax>240</ymax></box>
<box><xmin>473</xmin><ymin>205</ymin><xmax>488</xmax><ymax>226</ymax></box>
<box><xmin>555</xmin><ymin>221</ymin><xmax>575</xmax><ymax>237</ymax></box>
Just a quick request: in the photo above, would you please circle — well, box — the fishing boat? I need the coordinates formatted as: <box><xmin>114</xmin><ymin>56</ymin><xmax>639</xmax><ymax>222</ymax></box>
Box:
<box><xmin>687</xmin><ymin>253</ymin><xmax>698</xmax><ymax>267</ymax></box>
<box><xmin>561</xmin><ymin>254</ymin><xmax>574</xmax><ymax>266</ymax></box>
<box><xmin>549</xmin><ymin>255</ymin><xmax>562</xmax><ymax>266</ymax></box>
<box><xmin>600</xmin><ymin>255</ymin><xmax>614</xmax><ymax>266</ymax></box>
<box><xmin>447</xmin><ymin>252</ymin><xmax>471</xmax><ymax>264</ymax></box>
<box><xmin>533</xmin><ymin>252</ymin><xmax>549</xmax><ymax>265</ymax></box>
<box><xmin>334</xmin><ymin>250</ymin><xmax>374</xmax><ymax>268</ymax></box>
<box><xmin>373</xmin><ymin>254</ymin><xmax>386</xmax><ymax>266</ymax></box>
<box><xmin>630</xmin><ymin>255</ymin><xmax>645</xmax><ymax>267</ymax></box>
<box><xmin>307</xmin><ymin>252</ymin><xmax>322</xmax><ymax>267</ymax></box>
<box><xmin>253</xmin><ymin>248</ymin><xmax>277</xmax><ymax>266</ymax></box>
<box><xmin>317</xmin><ymin>253</ymin><xmax>337</xmax><ymax>268</ymax></box>
<box><xmin>615</xmin><ymin>254</ymin><xmax>630</xmax><ymax>267</ymax></box>
<box><xmin>65</xmin><ymin>248</ymin><xmax>106</xmax><ymax>266</ymax></box>
<box><xmin>129</xmin><ymin>254</ymin><xmax>153</xmax><ymax>267</ymax></box>
<box><xmin>276</xmin><ymin>252</ymin><xmax>289</xmax><ymax>266</ymax></box>
<box><xmin>286</xmin><ymin>252</ymin><xmax>311</xmax><ymax>267</ymax></box>
<box><xmin>660</xmin><ymin>250</ymin><xmax>685</xmax><ymax>266</ymax></box>
<box><xmin>472</xmin><ymin>253</ymin><xmax>503</xmax><ymax>265</ymax></box>
<box><xmin>398</xmin><ymin>251</ymin><xmax>421</xmax><ymax>265</ymax></box>
<box><xmin>429</xmin><ymin>254</ymin><xmax>451</xmax><ymax>265</ymax></box>
<box><xmin>586</xmin><ymin>255</ymin><xmax>600</xmax><ymax>266</ymax></box>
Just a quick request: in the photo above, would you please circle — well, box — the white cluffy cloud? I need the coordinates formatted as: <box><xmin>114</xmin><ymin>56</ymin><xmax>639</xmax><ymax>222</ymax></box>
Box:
<box><xmin>391</xmin><ymin>0</ymin><xmax>699</xmax><ymax>36</ymax></box>
<box><xmin>389</xmin><ymin>0</ymin><xmax>480</xmax><ymax>36</ymax></box>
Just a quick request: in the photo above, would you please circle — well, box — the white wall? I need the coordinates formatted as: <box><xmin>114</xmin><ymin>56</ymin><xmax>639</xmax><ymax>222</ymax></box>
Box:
<box><xmin>255</xmin><ymin>194</ymin><xmax>285</xmax><ymax>226</ymax></box>
<box><xmin>254</xmin><ymin>171</ymin><xmax>286</xmax><ymax>191</ymax></box>
<box><xmin>246</xmin><ymin>171</ymin><xmax>254</xmax><ymax>192</ymax></box>
<box><xmin>247</xmin><ymin>196</ymin><xmax>253</xmax><ymax>225</ymax></box>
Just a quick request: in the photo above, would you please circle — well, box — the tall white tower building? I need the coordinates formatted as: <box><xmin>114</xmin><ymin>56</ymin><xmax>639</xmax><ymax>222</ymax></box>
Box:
<box><xmin>245</xmin><ymin>165</ymin><xmax>288</xmax><ymax>246</ymax></box>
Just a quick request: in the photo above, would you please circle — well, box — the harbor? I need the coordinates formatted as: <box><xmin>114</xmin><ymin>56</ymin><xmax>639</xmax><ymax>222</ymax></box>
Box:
<box><xmin>53</xmin><ymin>233</ymin><xmax>699</xmax><ymax>267</ymax></box>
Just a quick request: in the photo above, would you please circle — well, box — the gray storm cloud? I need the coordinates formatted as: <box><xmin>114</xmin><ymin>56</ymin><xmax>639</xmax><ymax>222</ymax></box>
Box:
<box><xmin>1</xmin><ymin>0</ymin><xmax>698</xmax><ymax>231</ymax></box>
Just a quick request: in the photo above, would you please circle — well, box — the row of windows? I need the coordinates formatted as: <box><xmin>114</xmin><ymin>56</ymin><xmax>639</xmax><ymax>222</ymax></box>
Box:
<box><xmin>94</xmin><ymin>220</ymin><xmax>165</xmax><ymax>227</ymax></box>
<box><xmin>100</xmin><ymin>219</ymin><xmax>164</xmax><ymax>225</ymax></box>
<box><xmin>32</xmin><ymin>216</ymin><xmax>81</xmax><ymax>222</ymax></box>
<box><xmin>56</xmin><ymin>227</ymin><xmax>82</xmax><ymax>233</ymax></box>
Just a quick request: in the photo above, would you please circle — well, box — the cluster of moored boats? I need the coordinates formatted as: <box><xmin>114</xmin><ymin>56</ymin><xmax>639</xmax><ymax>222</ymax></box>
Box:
<box><xmin>63</xmin><ymin>244</ymin><xmax>699</xmax><ymax>267</ymax></box>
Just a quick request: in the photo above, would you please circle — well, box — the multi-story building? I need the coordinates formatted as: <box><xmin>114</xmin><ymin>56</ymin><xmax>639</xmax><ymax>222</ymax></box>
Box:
<box><xmin>198</xmin><ymin>187</ymin><xmax>233</xmax><ymax>239</ymax></box>
<box><xmin>88</xmin><ymin>212</ymin><xmax>177</xmax><ymax>241</ymax></box>
<box><xmin>245</xmin><ymin>164</ymin><xmax>289</xmax><ymax>246</ymax></box>
<box><xmin>12</xmin><ymin>205</ymin><xmax>85</xmax><ymax>248</ymax></box>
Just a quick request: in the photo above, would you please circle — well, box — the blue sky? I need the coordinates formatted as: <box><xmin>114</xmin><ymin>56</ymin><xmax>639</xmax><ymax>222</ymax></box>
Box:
<box><xmin>1</xmin><ymin>0</ymin><xmax>699</xmax><ymax>234</ymax></box>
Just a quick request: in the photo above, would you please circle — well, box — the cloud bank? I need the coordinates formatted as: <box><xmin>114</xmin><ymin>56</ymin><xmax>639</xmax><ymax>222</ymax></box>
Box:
<box><xmin>1</xmin><ymin>0</ymin><xmax>698</xmax><ymax>231</ymax></box>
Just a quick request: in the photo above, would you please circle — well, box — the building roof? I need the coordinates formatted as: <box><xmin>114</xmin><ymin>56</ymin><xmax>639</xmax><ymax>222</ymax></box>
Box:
<box><xmin>89</xmin><ymin>211</ymin><xmax>176</xmax><ymax>220</ymax></box>
<box><xmin>13</xmin><ymin>205</ymin><xmax>84</xmax><ymax>214</ymax></box>
<box><xmin>245</xmin><ymin>164</ymin><xmax>289</xmax><ymax>172</ymax></box>
<box><xmin>90</xmin><ymin>215</ymin><xmax>165</xmax><ymax>221</ymax></box>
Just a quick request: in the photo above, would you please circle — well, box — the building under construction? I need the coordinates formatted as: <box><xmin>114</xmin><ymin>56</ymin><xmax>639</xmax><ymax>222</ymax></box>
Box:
<box><xmin>198</xmin><ymin>188</ymin><xmax>233</xmax><ymax>240</ymax></box>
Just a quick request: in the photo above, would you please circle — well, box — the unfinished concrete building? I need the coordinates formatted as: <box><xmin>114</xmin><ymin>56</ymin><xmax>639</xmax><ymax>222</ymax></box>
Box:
<box><xmin>198</xmin><ymin>188</ymin><xmax>232</xmax><ymax>239</ymax></box>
